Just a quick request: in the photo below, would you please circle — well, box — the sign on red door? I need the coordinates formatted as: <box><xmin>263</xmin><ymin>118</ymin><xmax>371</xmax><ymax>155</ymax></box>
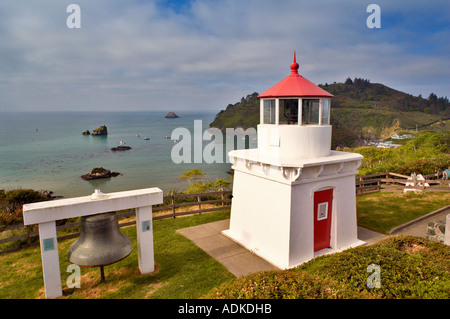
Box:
<box><xmin>314</xmin><ymin>189</ymin><xmax>333</xmax><ymax>252</ymax></box>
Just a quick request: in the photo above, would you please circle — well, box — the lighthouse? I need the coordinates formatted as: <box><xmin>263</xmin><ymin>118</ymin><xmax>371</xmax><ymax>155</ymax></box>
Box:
<box><xmin>222</xmin><ymin>53</ymin><xmax>365</xmax><ymax>269</ymax></box>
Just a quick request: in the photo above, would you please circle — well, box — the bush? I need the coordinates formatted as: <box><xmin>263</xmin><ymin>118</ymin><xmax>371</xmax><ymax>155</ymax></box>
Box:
<box><xmin>297</xmin><ymin>235</ymin><xmax>450</xmax><ymax>299</ymax></box>
<box><xmin>205</xmin><ymin>236</ymin><xmax>450</xmax><ymax>299</ymax></box>
<box><xmin>90</xmin><ymin>167</ymin><xmax>108</xmax><ymax>174</ymax></box>
<box><xmin>355</xmin><ymin>132</ymin><xmax>450</xmax><ymax>175</ymax></box>
<box><xmin>395</xmin><ymin>155</ymin><xmax>450</xmax><ymax>176</ymax></box>
<box><xmin>178</xmin><ymin>169</ymin><xmax>232</xmax><ymax>200</ymax></box>
<box><xmin>203</xmin><ymin>270</ymin><xmax>371</xmax><ymax>299</ymax></box>
<box><xmin>0</xmin><ymin>189</ymin><xmax>49</xmax><ymax>227</ymax></box>
<box><xmin>0</xmin><ymin>209</ymin><xmax>24</xmax><ymax>226</ymax></box>
<box><xmin>3</xmin><ymin>189</ymin><xmax>48</xmax><ymax>207</ymax></box>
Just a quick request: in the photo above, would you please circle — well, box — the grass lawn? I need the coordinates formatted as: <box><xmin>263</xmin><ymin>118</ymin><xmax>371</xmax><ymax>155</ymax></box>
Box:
<box><xmin>0</xmin><ymin>209</ymin><xmax>234</xmax><ymax>299</ymax></box>
<box><xmin>357</xmin><ymin>191</ymin><xmax>450</xmax><ymax>234</ymax></box>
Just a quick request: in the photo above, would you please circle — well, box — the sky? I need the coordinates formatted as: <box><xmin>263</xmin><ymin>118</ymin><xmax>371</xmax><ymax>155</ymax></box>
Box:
<box><xmin>0</xmin><ymin>0</ymin><xmax>449</xmax><ymax>112</ymax></box>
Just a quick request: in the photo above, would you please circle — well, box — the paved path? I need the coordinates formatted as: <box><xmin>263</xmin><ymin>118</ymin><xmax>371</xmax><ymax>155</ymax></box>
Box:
<box><xmin>177</xmin><ymin>220</ymin><xmax>278</xmax><ymax>277</ymax></box>
<box><xmin>389</xmin><ymin>205</ymin><xmax>450</xmax><ymax>237</ymax></box>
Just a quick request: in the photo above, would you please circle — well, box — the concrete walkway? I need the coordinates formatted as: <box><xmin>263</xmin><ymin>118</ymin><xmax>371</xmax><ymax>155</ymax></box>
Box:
<box><xmin>177</xmin><ymin>219</ymin><xmax>388</xmax><ymax>277</ymax></box>
<box><xmin>389</xmin><ymin>205</ymin><xmax>450</xmax><ymax>237</ymax></box>
<box><xmin>177</xmin><ymin>220</ymin><xmax>278</xmax><ymax>277</ymax></box>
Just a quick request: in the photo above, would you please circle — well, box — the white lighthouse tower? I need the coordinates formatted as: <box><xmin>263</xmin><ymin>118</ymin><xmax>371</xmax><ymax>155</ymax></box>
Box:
<box><xmin>223</xmin><ymin>53</ymin><xmax>365</xmax><ymax>269</ymax></box>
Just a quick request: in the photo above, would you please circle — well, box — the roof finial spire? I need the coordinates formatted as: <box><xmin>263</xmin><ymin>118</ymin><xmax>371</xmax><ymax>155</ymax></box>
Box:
<box><xmin>290</xmin><ymin>51</ymin><xmax>299</xmax><ymax>74</ymax></box>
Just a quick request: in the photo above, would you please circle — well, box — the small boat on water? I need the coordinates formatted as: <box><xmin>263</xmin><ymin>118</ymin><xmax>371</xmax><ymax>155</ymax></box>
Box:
<box><xmin>144</xmin><ymin>137</ymin><xmax>150</xmax><ymax>140</ymax></box>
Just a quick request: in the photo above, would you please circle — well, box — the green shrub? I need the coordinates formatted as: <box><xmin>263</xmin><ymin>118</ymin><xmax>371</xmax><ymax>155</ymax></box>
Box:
<box><xmin>377</xmin><ymin>235</ymin><xmax>450</xmax><ymax>273</ymax></box>
<box><xmin>354</xmin><ymin>132</ymin><xmax>450</xmax><ymax>175</ymax></box>
<box><xmin>90</xmin><ymin>167</ymin><xmax>108</xmax><ymax>174</ymax></box>
<box><xmin>0</xmin><ymin>189</ymin><xmax>49</xmax><ymax>227</ymax></box>
<box><xmin>394</xmin><ymin>155</ymin><xmax>450</xmax><ymax>176</ymax></box>
<box><xmin>205</xmin><ymin>235</ymin><xmax>450</xmax><ymax>299</ymax></box>
<box><xmin>3</xmin><ymin>189</ymin><xmax>48</xmax><ymax>208</ymax></box>
<box><xmin>297</xmin><ymin>235</ymin><xmax>450</xmax><ymax>299</ymax></box>
<box><xmin>203</xmin><ymin>269</ymin><xmax>371</xmax><ymax>299</ymax></box>
<box><xmin>0</xmin><ymin>209</ymin><xmax>24</xmax><ymax>226</ymax></box>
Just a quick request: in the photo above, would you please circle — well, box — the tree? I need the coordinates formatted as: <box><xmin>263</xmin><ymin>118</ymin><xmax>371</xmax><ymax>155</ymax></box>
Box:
<box><xmin>428</xmin><ymin>93</ymin><xmax>438</xmax><ymax>105</ymax></box>
<box><xmin>353</xmin><ymin>78</ymin><xmax>370</xmax><ymax>89</ymax></box>
<box><xmin>213</xmin><ymin>178</ymin><xmax>232</xmax><ymax>190</ymax></box>
<box><xmin>179</xmin><ymin>169</ymin><xmax>206</xmax><ymax>184</ymax></box>
<box><xmin>179</xmin><ymin>169</ymin><xmax>232</xmax><ymax>194</ymax></box>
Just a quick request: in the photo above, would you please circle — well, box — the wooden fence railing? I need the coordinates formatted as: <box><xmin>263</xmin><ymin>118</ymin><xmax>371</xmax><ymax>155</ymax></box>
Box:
<box><xmin>355</xmin><ymin>171</ymin><xmax>450</xmax><ymax>196</ymax></box>
<box><xmin>2</xmin><ymin>172</ymin><xmax>449</xmax><ymax>254</ymax></box>
<box><xmin>0</xmin><ymin>189</ymin><xmax>232</xmax><ymax>255</ymax></box>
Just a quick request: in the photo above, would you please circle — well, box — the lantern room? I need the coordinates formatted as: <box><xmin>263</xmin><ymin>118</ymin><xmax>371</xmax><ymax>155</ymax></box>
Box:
<box><xmin>257</xmin><ymin>52</ymin><xmax>334</xmax><ymax>159</ymax></box>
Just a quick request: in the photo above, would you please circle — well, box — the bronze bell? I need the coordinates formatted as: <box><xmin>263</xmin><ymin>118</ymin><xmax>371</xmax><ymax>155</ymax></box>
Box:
<box><xmin>68</xmin><ymin>211</ymin><xmax>133</xmax><ymax>282</ymax></box>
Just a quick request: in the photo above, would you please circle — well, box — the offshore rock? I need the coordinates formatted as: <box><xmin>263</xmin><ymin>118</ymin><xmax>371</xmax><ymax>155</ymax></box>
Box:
<box><xmin>82</xmin><ymin>129</ymin><xmax>90</xmax><ymax>135</ymax></box>
<box><xmin>111</xmin><ymin>145</ymin><xmax>132</xmax><ymax>151</ymax></box>
<box><xmin>165</xmin><ymin>112</ymin><xmax>179</xmax><ymax>118</ymax></box>
<box><xmin>91</xmin><ymin>125</ymin><xmax>108</xmax><ymax>135</ymax></box>
<box><xmin>81</xmin><ymin>167</ymin><xmax>121</xmax><ymax>180</ymax></box>
<box><xmin>38</xmin><ymin>190</ymin><xmax>63</xmax><ymax>200</ymax></box>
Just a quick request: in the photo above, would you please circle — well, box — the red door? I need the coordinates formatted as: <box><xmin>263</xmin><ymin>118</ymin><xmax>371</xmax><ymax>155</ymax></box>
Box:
<box><xmin>314</xmin><ymin>189</ymin><xmax>333</xmax><ymax>252</ymax></box>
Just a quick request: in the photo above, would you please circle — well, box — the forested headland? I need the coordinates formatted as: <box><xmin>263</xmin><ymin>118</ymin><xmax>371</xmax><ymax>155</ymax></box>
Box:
<box><xmin>209</xmin><ymin>78</ymin><xmax>450</xmax><ymax>175</ymax></box>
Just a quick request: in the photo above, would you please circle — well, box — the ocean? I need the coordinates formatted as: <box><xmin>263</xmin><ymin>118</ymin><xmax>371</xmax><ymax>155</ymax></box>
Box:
<box><xmin>0</xmin><ymin>111</ymin><xmax>256</xmax><ymax>198</ymax></box>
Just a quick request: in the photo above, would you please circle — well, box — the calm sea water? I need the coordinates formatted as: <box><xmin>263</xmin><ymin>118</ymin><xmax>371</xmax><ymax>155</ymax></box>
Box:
<box><xmin>0</xmin><ymin>111</ymin><xmax>255</xmax><ymax>198</ymax></box>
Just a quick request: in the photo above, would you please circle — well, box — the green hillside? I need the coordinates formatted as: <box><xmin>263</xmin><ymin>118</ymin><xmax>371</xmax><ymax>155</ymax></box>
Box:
<box><xmin>209</xmin><ymin>79</ymin><xmax>449</xmax><ymax>148</ymax></box>
<box><xmin>210</xmin><ymin>92</ymin><xmax>260</xmax><ymax>131</ymax></box>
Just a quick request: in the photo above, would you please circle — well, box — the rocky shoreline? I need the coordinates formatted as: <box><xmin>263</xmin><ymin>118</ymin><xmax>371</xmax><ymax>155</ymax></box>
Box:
<box><xmin>38</xmin><ymin>190</ymin><xmax>64</xmax><ymax>200</ymax></box>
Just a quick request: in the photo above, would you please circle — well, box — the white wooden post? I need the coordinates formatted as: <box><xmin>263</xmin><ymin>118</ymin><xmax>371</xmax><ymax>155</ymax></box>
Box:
<box><xmin>38</xmin><ymin>221</ymin><xmax>62</xmax><ymax>299</ymax></box>
<box><xmin>135</xmin><ymin>205</ymin><xmax>155</xmax><ymax>273</ymax></box>
<box><xmin>23</xmin><ymin>188</ymin><xmax>163</xmax><ymax>299</ymax></box>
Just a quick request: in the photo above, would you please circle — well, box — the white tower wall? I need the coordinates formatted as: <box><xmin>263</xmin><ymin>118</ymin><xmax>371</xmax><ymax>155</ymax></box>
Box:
<box><xmin>224</xmin><ymin>149</ymin><xmax>365</xmax><ymax>269</ymax></box>
<box><xmin>257</xmin><ymin>124</ymin><xmax>332</xmax><ymax>159</ymax></box>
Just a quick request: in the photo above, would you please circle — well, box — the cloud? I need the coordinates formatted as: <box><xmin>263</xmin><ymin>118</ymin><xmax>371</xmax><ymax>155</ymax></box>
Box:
<box><xmin>0</xmin><ymin>0</ymin><xmax>448</xmax><ymax>112</ymax></box>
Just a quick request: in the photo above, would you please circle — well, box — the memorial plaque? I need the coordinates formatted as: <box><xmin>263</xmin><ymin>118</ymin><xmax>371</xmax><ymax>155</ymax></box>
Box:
<box><xmin>142</xmin><ymin>220</ymin><xmax>151</xmax><ymax>232</ymax></box>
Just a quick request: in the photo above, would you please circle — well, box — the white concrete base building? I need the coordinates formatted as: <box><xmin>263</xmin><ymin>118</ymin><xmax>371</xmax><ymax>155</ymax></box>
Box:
<box><xmin>223</xmin><ymin>54</ymin><xmax>365</xmax><ymax>269</ymax></box>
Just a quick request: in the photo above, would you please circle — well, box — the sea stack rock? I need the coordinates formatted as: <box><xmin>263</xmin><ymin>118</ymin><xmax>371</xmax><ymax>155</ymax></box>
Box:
<box><xmin>111</xmin><ymin>145</ymin><xmax>132</xmax><ymax>151</ymax></box>
<box><xmin>81</xmin><ymin>167</ymin><xmax>121</xmax><ymax>180</ymax></box>
<box><xmin>82</xmin><ymin>129</ymin><xmax>90</xmax><ymax>135</ymax></box>
<box><xmin>165</xmin><ymin>112</ymin><xmax>179</xmax><ymax>118</ymax></box>
<box><xmin>91</xmin><ymin>125</ymin><xmax>108</xmax><ymax>136</ymax></box>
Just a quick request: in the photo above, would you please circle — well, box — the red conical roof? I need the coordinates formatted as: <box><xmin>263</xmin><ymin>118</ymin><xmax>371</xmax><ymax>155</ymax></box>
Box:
<box><xmin>258</xmin><ymin>53</ymin><xmax>333</xmax><ymax>98</ymax></box>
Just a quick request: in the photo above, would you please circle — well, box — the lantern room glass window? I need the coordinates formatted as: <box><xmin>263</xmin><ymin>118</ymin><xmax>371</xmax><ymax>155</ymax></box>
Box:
<box><xmin>263</xmin><ymin>99</ymin><xmax>276</xmax><ymax>124</ymax></box>
<box><xmin>302</xmin><ymin>99</ymin><xmax>320</xmax><ymax>125</ymax></box>
<box><xmin>322</xmin><ymin>99</ymin><xmax>330</xmax><ymax>125</ymax></box>
<box><xmin>279</xmin><ymin>99</ymin><xmax>298</xmax><ymax>124</ymax></box>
